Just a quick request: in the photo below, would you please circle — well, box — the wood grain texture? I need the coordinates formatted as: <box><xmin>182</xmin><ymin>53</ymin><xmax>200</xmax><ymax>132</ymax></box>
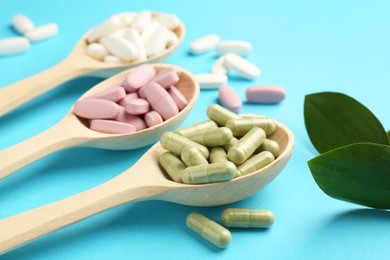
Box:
<box><xmin>0</xmin><ymin>13</ymin><xmax>185</xmax><ymax>116</ymax></box>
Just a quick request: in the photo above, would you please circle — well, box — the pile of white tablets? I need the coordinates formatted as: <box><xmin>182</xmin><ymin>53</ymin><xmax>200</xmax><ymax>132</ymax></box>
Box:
<box><xmin>0</xmin><ymin>14</ymin><xmax>58</xmax><ymax>56</ymax></box>
<box><xmin>86</xmin><ymin>11</ymin><xmax>181</xmax><ymax>64</ymax></box>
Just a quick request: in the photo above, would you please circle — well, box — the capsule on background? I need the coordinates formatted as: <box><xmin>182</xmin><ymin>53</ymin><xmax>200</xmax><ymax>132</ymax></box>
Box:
<box><xmin>159</xmin><ymin>152</ymin><xmax>186</xmax><ymax>182</ymax></box>
<box><xmin>187</xmin><ymin>127</ymin><xmax>233</xmax><ymax>147</ymax></box>
<box><xmin>186</xmin><ymin>212</ymin><xmax>232</xmax><ymax>248</ymax></box>
<box><xmin>181</xmin><ymin>146</ymin><xmax>209</xmax><ymax>167</ymax></box>
<box><xmin>255</xmin><ymin>139</ymin><xmax>280</xmax><ymax>157</ymax></box>
<box><xmin>160</xmin><ymin>132</ymin><xmax>209</xmax><ymax>158</ymax></box>
<box><xmin>209</xmin><ymin>147</ymin><xmax>228</xmax><ymax>163</ymax></box>
<box><xmin>181</xmin><ymin>162</ymin><xmax>237</xmax><ymax>184</ymax></box>
<box><xmin>226</xmin><ymin>118</ymin><xmax>276</xmax><ymax>137</ymax></box>
<box><xmin>237</xmin><ymin>151</ymin><xmax>275</xmax><ymax>176</ymax></box>
<box><xmin>206</xmin><ymin>104</ymin><xmax>240</xmax><ymax>126</ymax></box>
<box><xmin>221</xmin><ymin>208</ymin><xmax>275</xmax><ymax>228</ymax></box>
<box><xmin>175</xmin><ymin>120</ymin><xmax>218</xmax><ymax>137</ymax></box>
<box><xmin>228</xmin><ymin>127</ymin><xmax>266</xmax><ymax>165</ymax></box>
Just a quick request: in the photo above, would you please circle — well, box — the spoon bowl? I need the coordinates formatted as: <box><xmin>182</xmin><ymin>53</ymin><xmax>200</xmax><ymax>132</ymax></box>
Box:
<box><xmin>0</xmin><ymin>118</ymin><xmax>294</xmax><ymax>254</ymax></box>
<box><xmin>0</xmin><ymin>64</ymin><xmax>199</xmax><ymax>179</ymax></box>
<box><xmin>0</xmin><ymin>12</ymin><xmax>186</xmax><ymax>116</ymax></box>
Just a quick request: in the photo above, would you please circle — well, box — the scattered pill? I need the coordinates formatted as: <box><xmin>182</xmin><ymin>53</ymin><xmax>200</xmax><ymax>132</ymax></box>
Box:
<box><xmin>125</xmin><ymin>98</ymin><xmax>150</xmax><ymax>115</ymax></box>
<box><xmin>209</xmin><ymin>147</ymin><xmax>228</xmax><ymax>163</ymax></box>
<box><xmin>237</xmin><ymin>151</ymin><xmax>275</xmax><ymax>176</ymax></box>
<box><xmin>25</xmin><ymin>23</ymin><xmax>58</xmax><ymax>42</ymax></box>
<box><xmin>226</xmin><ymin>118</ymin><xmax>276</xmax><ymax>136</ymax></box>
<box><xmin>224</xmin><ymin>53</ymin><xmax>260</xmax><ymax>80</ymax></box>
<box><xmin>219</xmin><ymin>86</ymin><xmax>242</xmax><ymax>113</ymax></box>
<box><xmin>90</xmin><ymin>119</ymin><xmax>136</xmax><ymax>134</ymax></box>
<box><xmin>189</xmin><ymin>34</ymin><xmax>220</xmax><ymax>54</ymax></box>
<box><xmin>228</xmin><ymin>127</ymin><xmax>266</xmax><ymax>165</ymax></box>
<box><xmin>181</xmin><ymin>162</ymin><xmax>237</xmax><ymax>184</ymax></box>
<box><xmin>255</xmin><ymin>139</ymin><xmax>280</xmax><ymax>157</ymax></box>
<box><xmin>12</xmin><ymin>14</ymin><xmax>34</xmax><ymax>34</ymax></box>
<box><xmin>206</xmin><ymin>104</ymin><xmax>240</xmax><ymax>126</ymax></box>
<box><xmin>246</xmin><ymin>86</ymin><xmax>286</xmax><ymax>104</ymax></box>
<box><xmin>221</xmin><ymin>208</ymin><xmax>275</xmax><ymax>228</ymax></box>
<box><xmin>160</xmin><ymin>132</ymin><xmax>209</xmax><ymax>158</ymax></box>
<box><xmin>211</xmin><ymin>55</ymin><xmax>228</xmax><ymax>75</ymax></box>
<box><xmin>122</xmin><ymin>64</ymin><xmax>156</xmax><ymax>92</ymax></box>
<box><xmin>181</xmin><ymin>146</ymin><xmax>209</xmax><ymax>167</ymax></box>
<box><xmin>194</xmin><ymin>73</ymin><xmax>227</xmax><ymax>90</ymax></box>
<box><xmin>74</xmin><ymin>99</ymin><xmax>120</xmax><ymax>119</ymax></box>
<box><xmin>144</xmin><ymin>110</ymin><xmax>163</xmax><ymax>127</ymax></box>
<box><xmin>186</xmin><ymin>212</ymin><xmax>232</xmax><ymax>248</ymax></box>
<box><xmin>187</xmin><ymin>127</ymin><xmax>233</xmax><ymax>147</ymax></box>
<box><xmin>86</xmin><ymin>43</ymin><xmax>109</xmax><ymax>61</ymax></box>
<box><xmin>175</xmin><ymin>120</ymin><xmax>218</xmax><ymax>137</ymax></box>
<box><xmin>216</xmin><ymin>41</ymin><xmax>252</xmax><ymax>56</ymax></box>
<box><xmin>144</xmin><ymin>82</ymin><xmax>179</xmax><ymax>120</ymax></box>
<box><xmin>0</xmin><ymin>37</ymin><xmax>30</xmax><ymax>56</ymax></box>
<box><xmin>159</xmin><ymin>152</ymin><xmax>186</xmax><ymax>182</ymax></box>
<box><xmin>169</xmin><ymin>86</ymin><xmax>188</xmax><ymax>110</ymax></box>
<box><xmin>87</xmin><ymin>85</ymin><xmax>126</xmax><ymax>102</ymax></box>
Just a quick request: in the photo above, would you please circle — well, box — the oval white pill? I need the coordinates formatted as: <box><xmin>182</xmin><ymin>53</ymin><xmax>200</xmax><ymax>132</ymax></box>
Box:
<box><xmin>211</xmin><ymin>56</ymin><xmax>228</xmax><ymax>75</ymax></box>
<box><xmin>224</xmin><ymin>53</ymin><xmax>260</xmax><ymax>80</ymax></box>
<box><xmin>100</xmin><ymin>35</ymin><xmax>139</xmax><ymax>61</ymax></box>
<box><xmin>87</xmin><ymin>16</ymin><xmax>124</xmax><ymax>43</ymax></box>
<box><xmin>86</xmin><ymin>43</ymin><xmax>108</xmax><ymax>61</ymax></box>
<box><xmin>189</xmin><ymin>34</ymin><xmax>220</xmax><ymax>54</ymax></box>
<box><xmin>166</xmin><ymin>30</ymin><xmax>178</xmax><ymax>48</ymax></box>
<box><xmin>0</xmin><ymin>37</ymin><xmax>30</xmax><ymax>56</ymax></box>
<box><xmin>194</xmin><ymin>74</ymin><xmax>227</xmax><ymax>90</ymax></box>
<box><xmin>131</xmin><ymin>11</ymin><xmax>152</xmax><ymax>31</ymax></box>
<box><xmin>124</xmin><ymin>28</ymin><xmax>147</xmax><ymax>61</ymax></box>
<box><xmin>104</xmin><ymin>55</ymin><xmax>121</xmax><ymax>64</ymax></box>
<box><xmin>25</xmin><ymin>23</ymin><xmax>58</xmax><ymax>42</ymax></box>
<box><xmin>111</xmin><ymin>12</ymin><xmax>136</xmax><ymax>26</ymax></box>
<box><xmin>216</xmin><ymin>41</ymin><xmax>252</xmax><ymax>56</ymax></box>
<box><xmin>145</xmin><ymin>26</ymin><xmax>168</xmax><ymax>57</ymax></box>
<box><xmin>141</xmin><ymin>22</ymin><xmax>160</xmax><ymax>43</ymax></box>
<box><xmin>152</xmin><ymin>13</ymin><xmax>181</xmax><ymax>30</ymax></box>
<box><xmin>12</xmin><ymin>14</ymin><xmax>35</xmax><ymax>34</ymax></box>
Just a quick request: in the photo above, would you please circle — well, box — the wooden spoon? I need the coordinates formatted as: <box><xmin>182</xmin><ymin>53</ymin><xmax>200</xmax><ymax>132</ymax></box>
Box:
<box><xmin>0</xmin><ymin>12</ymin><xmax>185</xmax><ymax>116</ymax></box>
<box><xmin>0</xmin><ymin>119</ymin><xmax>294</xmax><ymax>254</ymax></box>
<box><xmin>0</xmin><ymin>64</ymin><xmax>198</xmax><ymax>179</ymax></box>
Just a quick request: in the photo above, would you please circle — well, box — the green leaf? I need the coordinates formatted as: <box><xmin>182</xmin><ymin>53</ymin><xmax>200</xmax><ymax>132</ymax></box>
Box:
<box><xmin>308</xmin><ymin>143</ymin><xmax>390</xmax><ymax>209</ymax></box>
<box><xmin>304</xmin><ymin>92</ymin><xmax>388</xmax><ymax>153</ymax></box>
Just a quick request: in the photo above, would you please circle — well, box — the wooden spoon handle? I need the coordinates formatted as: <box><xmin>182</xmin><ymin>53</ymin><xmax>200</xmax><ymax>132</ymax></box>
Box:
<box><xmin>0</xmin><ymin>121</ymin><xmax>86</xmax><ymax>179</ymax></box>
<box><xmin>0</xmin><ymin>57</ymin><xmax>86</xmax><ymax>116</ymax></box>
<box><xmin>0</xmin><ymin>173</ymin><xmax>160</xmax><ymax>254</ymax></box>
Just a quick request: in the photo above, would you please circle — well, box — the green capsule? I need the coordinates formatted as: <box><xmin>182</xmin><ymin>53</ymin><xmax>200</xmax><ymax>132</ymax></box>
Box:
<box><xmin>207</xmin><ymin>104</ymin><xmax>240</xmax><ymax>126</ymax></box>
<box><xmin>209</xmin><ymin>147</ymin><xmax>228</xmax><ymax>163</ymax></box>
<box><xmin>160</xmin><ymin>132</ymin><xmax>209</xmax><ymax>159</ymax></box>
<box><xmin>237</xmin><ymin>151</ymin><xmax>275</xmax><ymax>176</ymax></box>
<box><xmin>181</xmin><ymin>162</ymin><xmax>237</xmax><ymax>184</ymax></box>
<box><xmin>226</xmin><ymin>118</ymin><xmax>276</xmax><ymax>137</ymax></box>
<box><xmin>186</xmin><ymin>212</ymin><xmax>232</xmax><ymax>248</ymax></box>
<box><xmin>175</xmin><ymin>120</ymin><xmax>218</xmax><ymax>137</ymax></box>
<box><xmin>221</xmin><ymin>208</ymin><xmax>275</xmax><ymax>228</ymax></box>
<box><xmin>255</xmin><ymin>139</ymin><xmax>280</xmax><ymax>157</ymax></box>
<box><xmin>159</xmin><ymin>152</ymin><xmax>186</xmax><ymax>183</ymax></box>
<box><xmin>187</xmin><ymin>127</ymin><xmax>233</xmax><ymax>147</ymax></box>
<box><xmin>181</xmin><ymin>146</ymin><xmax>209</xmax><ymax>167</ymax></box>
<box><xmin>223</xmin><ymin>136</ymin><xmax>238</xmax><ymax>152</ymax></box>
<box><xmin>228</xmin><ymin>128</ymin><xmax>266</xmax><ymax>165</ymax></box>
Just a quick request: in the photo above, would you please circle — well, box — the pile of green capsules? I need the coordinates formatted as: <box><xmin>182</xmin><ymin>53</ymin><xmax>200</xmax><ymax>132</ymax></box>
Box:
<box><xmin>159</xmin><ymin>104</ymin><xmax>280</xmax><ymax>184</ymax></box>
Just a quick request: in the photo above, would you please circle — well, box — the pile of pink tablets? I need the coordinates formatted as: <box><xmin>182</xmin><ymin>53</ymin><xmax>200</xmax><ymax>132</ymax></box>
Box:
<box><xmin>73</xmin><ymin>64</ymin><xmax>188</xmax><ymax>134</ymax></box>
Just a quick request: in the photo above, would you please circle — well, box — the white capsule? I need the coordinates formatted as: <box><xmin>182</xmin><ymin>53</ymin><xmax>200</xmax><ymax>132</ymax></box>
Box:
<box><xmin>145</xmin><ymin>26</ymin><xmax>168</xmax><ymax>57</ymax></box>
<box><xmin>86</xmin><ymin>43</ymin><xmax>108</xmax><ymax>61</ymax></box>
<box><xmin>141</xmin><ymin>22</ymin><xmax>161</xmax><ymax>43</ymax></box>
<box><xmin>24</xmin><ymin>23</ymin><xmax>58</xmax><ymax>42</ymax></box>
<box><xmin>211</xmin><ymin>55</ymin><xmax>228</xmax><ymax>75</ymax></box>
<box><xmin>0</xmin><ymin>37</ymin><xmax>30</xmax><ymax>56</ymax></box>
<box><xmin>224</xmin><ymin>53</ymin><xmax>260</xmax><ymax>80</ymax></box>
<box><xmin>152</xmin><ymin>13</ymin><xmax>181</xmax><ymax>30</ymax></box>
<box><xmin>131</xmin><ymin>11</ymin><xmax>152</xmax><ymax>31</ymax></box>
<box><xmin>189</xmin><ymin>34</ymin><xmax>220</xmax><ymax>54</ymax></box>
<box><xmin>166</xmin><ymin>30</ymin><xmax>178</xmax><ymax>48</ymax></box>
<box><xmin>110</xmin><ymin>12</ymin><xmax>136</xmax><ymax>26</ymax></box>
<box><xmin>87</xmin><ymin>16</ymin><xmax>124</xmax><ymax>43</ymax></box>
<box><xmin>195</xmin><ymin>74</ymin><xmax>228</xmax><ymax>90</ymax></box>
<box><xmin>100</xmin><ymin>34</ymin><xmax>139</xmax><ymax>61</ymax></box>
<box><xmin>12</xmin><ymin>14</ymin><xmax>35</xmax><ymax>34</ymax></box>
<box><xmin>103</xmin><ymin>55</ymin><xmax>121</xmax><ymax>64</ymax></box>
<box><xmin>124</xmin><ymin>29</ymin><xmax>147</xmax><ymax>61</ymax></box>
<box><xmin>216</xmin><ymin>41</ymin><xmax>252</xmax><ymax>56</ymax></box>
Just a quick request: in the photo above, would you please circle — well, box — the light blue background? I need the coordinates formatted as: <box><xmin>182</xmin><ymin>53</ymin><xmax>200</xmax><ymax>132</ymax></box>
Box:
<box><xmin>1</xmin><ymin>0</ymin><xmax>389</xmax><ymax>259</ymax></box>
